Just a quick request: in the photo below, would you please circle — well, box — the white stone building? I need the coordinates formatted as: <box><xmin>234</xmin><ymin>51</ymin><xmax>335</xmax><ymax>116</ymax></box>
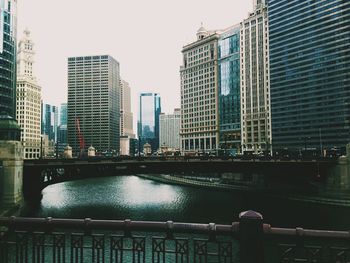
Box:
<box><xmin>119</xmin><ymin>79</ymin><xmax>134</xmax><ymax>138</ymax></box>
<box><xmin>180</xmin><ymin>26</ymin><xmax>220</xmax><ymax>154</ymax></box>
<box><xmin>16</xmin><ymin>29</ymin><xmax>42</xmax><ymax>159</ymax></box>
<box><xmin>159</xmin><ymin>109</ymin><xmax>181</xmax><ymax>150</ymax></box>
<box><xmin>240</xmin><ymin>1</ymin><xmax>272</xmax><ymax>154</ymax></box>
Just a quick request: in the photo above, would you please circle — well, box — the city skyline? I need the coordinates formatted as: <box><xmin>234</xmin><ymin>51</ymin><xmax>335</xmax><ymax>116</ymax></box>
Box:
<box><xmin>17</xmin><ymin>0</ymin><xmax>253</xmax><ymax>122</ymax></box>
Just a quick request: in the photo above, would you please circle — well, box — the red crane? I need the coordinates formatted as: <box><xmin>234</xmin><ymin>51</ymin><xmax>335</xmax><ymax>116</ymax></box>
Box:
<box><xmin>75</xmin><ymin>118</ymin><xmax>85</xmax><ymax>157</ymax></box>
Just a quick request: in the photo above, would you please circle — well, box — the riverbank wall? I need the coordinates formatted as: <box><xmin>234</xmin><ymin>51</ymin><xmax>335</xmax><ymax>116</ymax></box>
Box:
<box><xmin>137</xmin><ymin>174</ymin><xmax>350</xmax><ymax>207</ymax></box>
<box><xmin>137</xmin><ymin>174</ymin><xmax>254</xmax><ymax>193</ymax></box>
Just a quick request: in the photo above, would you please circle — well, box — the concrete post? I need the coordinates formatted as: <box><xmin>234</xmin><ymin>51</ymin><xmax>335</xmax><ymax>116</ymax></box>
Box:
<box><xmin>239</xmin><ymin>210</ymin><xmax>264</xmax><ymax>263</ymax></box>
<box><xmin>0</xmin><ymin>140</ymin><xmax>23</xmax><ymax>208</ymax></box>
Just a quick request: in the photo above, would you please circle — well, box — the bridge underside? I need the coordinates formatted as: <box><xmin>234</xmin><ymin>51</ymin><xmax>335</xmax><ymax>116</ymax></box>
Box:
<box><xmin>23</xmin><ymin>160</ymin><xmax>334</xmax><ymax>200</ymax></box>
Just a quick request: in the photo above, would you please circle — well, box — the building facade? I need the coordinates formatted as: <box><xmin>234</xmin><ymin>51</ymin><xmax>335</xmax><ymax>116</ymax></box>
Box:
<box><xmin>67</xmin><ymin>55</ymin><xmax>120</xmax><ymax>156</ymax></box>
<box><xmin>218</xmin><ymin>25</ymin><xmax>241</xmax><ymax>155</ymax></box>
<box><xmin>137</xmin><ymin>92</ymin><xmax>161</xmax><ymax>152</ymax></box>
<box><xmin>268</xmin><ymin>0</ymin><xmax>350</xmax><ymax>151</ymax></box>
<box><xmin>180</xmin><ymin>26</ymin><xmax>220</xmax><ymax>154</ymax></box>
<box><xmin>159</xmin><ymin>108</ymin><xmax>181</xmax><ymax>150</ymax></box>
<box><xmin>119</xmin><ymin>79</ymin><xmax>134</xmax><ymax>138</ymax></box>
<box><xmin>0</xmin><ymin>0</ymin><xmax>17</xmax><ymax>118</ymax></box>
<box><xmin>41</xmin><ymin>103</ymin><xmax>58</xmax><ymax>143</ymax></box>
<box><xmin>60</xmin><ymin>103</ymin><xmax>67</xmax><ymax>125</ymax></box>
<box><xmin>16</xmin><ymin>29</ymin><xmax>41</xmax><ymax>159</ymax></box>
<box><xmin>240</xmin><ymin>2</ymin><xmax>271</xmax><ymax>154</ymax></box>
<box><xmin>57</xmin><ymin>103</ymin><xmax>67</xmax><ymax>155</ymax></box>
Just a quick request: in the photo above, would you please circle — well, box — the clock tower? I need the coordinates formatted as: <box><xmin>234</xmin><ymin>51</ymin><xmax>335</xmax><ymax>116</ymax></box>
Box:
<box><xmin>16</xmin><ymin>29</ymin><xmax>42</xmax><ymax>159</ymax></box>
<box><xmin>17</xmin><ymin>28</ymin><xmax>36</xmax><ymax>79</ymax></box>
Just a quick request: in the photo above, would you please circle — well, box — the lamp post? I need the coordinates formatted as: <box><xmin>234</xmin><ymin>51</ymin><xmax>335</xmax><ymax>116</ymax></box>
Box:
<box><xmin>319</xmin><ymin>128</ymin><xmax>323</xmax><ymax>157</ymax></box>
<box><xmin>303</xmin><ymin>136</ymin><xmax>311</xmax><ymax>158</ymax></box>
<box><xmin>224</xmin><ymin>134</ymin><xmax>227</xmax><ymax>156</ymax></box>
<box><xmin>56</xmin><ymin>141</ymin><xmax>59</xmax><ymax>159</ymax></box>
<box><xmin>40</xmin><ymin>135</ymin><xmax>43</xmax><ymax>159</ymax></box>
<box><xmin>138</xmin><ymin>136</ymin><xmax>141</xmax><ymax>158</ymax></box>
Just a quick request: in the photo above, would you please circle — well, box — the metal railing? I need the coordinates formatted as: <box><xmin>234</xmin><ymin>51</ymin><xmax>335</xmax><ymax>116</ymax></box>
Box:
<box><xmin>0</xmin><ymin>211</ymin><xmax>349</xmax><ymax>262</ymax></box>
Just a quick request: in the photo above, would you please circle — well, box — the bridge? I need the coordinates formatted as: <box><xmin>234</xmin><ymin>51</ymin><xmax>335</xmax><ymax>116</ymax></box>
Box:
<box><xmin>23</xmin><ymin>157</ymin><xmax>341</xmax><ymax>199</ymax></box>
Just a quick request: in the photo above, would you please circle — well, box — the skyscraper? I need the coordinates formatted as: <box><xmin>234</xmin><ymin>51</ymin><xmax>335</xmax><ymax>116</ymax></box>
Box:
<box><xmin>57</xmin><ymin>103</ymin><xmax>68</xmax><ymax>154</ymax></box>
<box><xmin>138</xmin><ymin>92</ymin><xmax>161</xmax><ymax>152</ymax></box>
<box><xmin>0</xmin><ymin>0</ymin><xmax>17</xmax><ymax>118</ymax></box>
<box><xmin>41</xmin><ymin>103</ymin><xmax>58</xmax><ymax>142</ymax></box>
<box><xmin>67</xmin><ymin>55</ymin><xmax>120</xmax><ymax>155</ymax></box>
<box><xmin>180</xmin><ymin>26</ymin><xmax>220</xmax><ymax>154</ymax></box>
<box><xmin>240</xmin><ymin>2</ymin><xmax>271</xmax><ymax>154</ymax></box>
<box><xmin>119</xmin><ymin>79</ymin><xmax>133</xmax><ymax>137</ymax></box>
<box><xmin>16</xmin><ymin>29</ymin><xmax>42</xmax><ymax>159</ymax></box>
<box><xmin>218</xmin><ymin>25</ymin><xmax>241</xmax><ymax>154</ymax></box>
<box><xmin>268</xmin><ymin>0</ymin><xmax>350</xmax><ymax>151</ymax></box>
<box><xmin>159</xmin><ymin>108</ymin><xmax>181</xmax><ymax>150</ymax></box>
<box><xmin>60</xmin><ymin>103</ymin><xmax>67</xmax><ymax>126</ymax></box>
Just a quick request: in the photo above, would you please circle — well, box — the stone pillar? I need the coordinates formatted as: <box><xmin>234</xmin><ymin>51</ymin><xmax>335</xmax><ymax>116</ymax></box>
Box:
<box><xmin>63</xmin><ymin>145</ymin><xmax>73</xmax><ymax>158</ymax></box>
<box><xmin>88</xmin><ymin>146</ymin><xmax>96</xmax><ymax>157</ymax></box>
<box><xmin>0</xmin><ymin>116</ymin><xmax>23</xmax><ymax>209</ymax></box>
<box><xmin>0</xmin><ymin>142</ymin><xmax>23</xmax><ymax>208</ymax></box>
<box><xmin>239</xmin><ymin>210</ymin><xmax>264</xmax><ymax>263</ymax></box>
<box><xmin>325</xmin><ymin>143</ymin><xmax>350</xmax><ymax>198</ymax></box>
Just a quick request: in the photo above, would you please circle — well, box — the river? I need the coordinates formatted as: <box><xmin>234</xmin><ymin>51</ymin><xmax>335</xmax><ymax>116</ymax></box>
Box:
<box><xmin>20</xmin><ymin>175</ymin><xmax>350</xmax><ymax>230</ymax></box>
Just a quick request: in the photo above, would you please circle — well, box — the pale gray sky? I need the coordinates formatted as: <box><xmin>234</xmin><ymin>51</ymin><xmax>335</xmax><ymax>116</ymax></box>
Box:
<box><xmin>17</xmin><ymin>0</ymin><xmax>252</xmax><ymax>127</ymax></box>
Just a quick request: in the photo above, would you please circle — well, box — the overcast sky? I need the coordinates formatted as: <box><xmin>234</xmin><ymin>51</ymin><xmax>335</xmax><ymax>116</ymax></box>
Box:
<box><xmin>17</xmin><ymin>0</ymin><xmax>253</xmax><ymax>128</ymax></box>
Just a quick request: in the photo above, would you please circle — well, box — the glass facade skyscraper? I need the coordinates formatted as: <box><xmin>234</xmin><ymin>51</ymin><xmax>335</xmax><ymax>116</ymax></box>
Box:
<box><xmin>138</xmin><ymin>92</ymin><xmax>161</xmax><ymax>152</ymax></box>
<box><xmin>0</xmin><ymin>0</ymin><xmax>17</xmax><ymax>118</ymax></box>
<box><xmin>60</xmin><ymin>103</ymin><xmax>67</xmax><ymax>126</ymax></box>
<box><xmin>58</xmin><ymin>103</ymin><xmax>68</xmax><ymax>154</ymax></box>
<box><xmin>41</xmin><ymin>103</ymin><xmax>58</xmax><ymax>142</ymax></box>
<box><xmin>268</xmin><ymin>0</ymin><xmax>350</xmax><ymax>151</ymax></box>
<box><xmin>218</xmin><ymin>25</ymin><xmax>241</xmax><ymax>154</ymax></box>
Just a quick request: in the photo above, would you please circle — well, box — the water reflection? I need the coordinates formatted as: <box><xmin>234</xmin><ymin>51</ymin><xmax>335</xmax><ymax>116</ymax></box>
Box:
<box><xmin>20</xmin><ymin>175</ymin><xmax>350</xmax><ymax>230</ymax></box>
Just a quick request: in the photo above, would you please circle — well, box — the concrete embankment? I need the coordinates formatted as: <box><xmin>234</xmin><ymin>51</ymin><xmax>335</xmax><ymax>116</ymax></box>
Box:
<box><xmin>137</xmin><ymin>174</ymin><xmax>258</xmax><ymax>193</ymax></box>
<box><xmin>137</xmin><ymin>174</ymin><xmax>350</xmax><ymax>207</ymax></box>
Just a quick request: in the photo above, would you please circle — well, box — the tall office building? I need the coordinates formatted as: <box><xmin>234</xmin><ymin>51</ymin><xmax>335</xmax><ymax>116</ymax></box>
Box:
<box><xmin>218</xmin><ymin>25</ymin><xmax>241</xmax><ymax>154</ymax></box>
<box><xmin>57</xmin><ymin>103</ymin><xmax>68</xmax><ymax>154</ymax></box>
<box><xmin>180</xmin><ymin>25</ymin><xmax>220</xmax><ymax>154</ymax></box>
<box><xmin>268</xmin><ymin>0</ymin><xmax>350</xmax><ymax>151</ymax></box>
<box><xmin>60</xmin><ymin>103</ymin><xmax>67</xmax><ymax>125</ymax></box>
<box><xmin>67</xmin><ymin>55</ymin><xmax>120</xmax><ymax>155</ymax></box>
<box><xmin>159</xmin><ymin>108</ymin><xmax>181</xmax><ymax>150</ymax></box>
<box><xmin>240</xmin><ymin>2</ymin><xmax>271</xmax><ymax>154</ymax></box>
<box><xmin>41</xmin><ymin>103</ymin><xmax>58</xmax><ymax>142</ymax></box>
<box><xmin>16</xmin><ymin>29</ymin><xmax>41</xmax><ymax>159</ymax></box>
<box><xmin>0</xmin><ymin>0</ymin><xmax>17</xmax><ymax>118</ymax></box>
<box><xmin>119</xmin><ymin>79</ymin><xmax>133</xmax><ymax>137</ymax></box>
<box><xmin>138</xmin><ymin>92</ymin><xmax>161</xmax><ymax>152</ymax></box>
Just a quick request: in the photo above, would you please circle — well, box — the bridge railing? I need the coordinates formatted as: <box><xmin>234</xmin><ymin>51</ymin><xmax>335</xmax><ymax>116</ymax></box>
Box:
<box><xmin>0</xmin><ymin>211</ymin><xmax>349</xmax><ymax>263</ymax></box>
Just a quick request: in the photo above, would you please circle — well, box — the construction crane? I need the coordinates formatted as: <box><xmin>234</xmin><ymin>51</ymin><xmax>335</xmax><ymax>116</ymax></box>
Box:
<box><xmin>75</xmin><ymin>118</ymin><xmax>85</xmax><ymax>158</ymax></box>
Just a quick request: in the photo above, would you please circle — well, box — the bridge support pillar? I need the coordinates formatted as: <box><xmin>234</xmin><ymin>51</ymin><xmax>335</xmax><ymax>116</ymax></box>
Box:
<box><xmin>325</xmin><ymin>143</ymin><xmax>350</xmax><ymax>198</ymax></box>
<box><xmin>0</xmin><ymin>140</ymin><xmax>23</xmax><ymax>209</ymax></box>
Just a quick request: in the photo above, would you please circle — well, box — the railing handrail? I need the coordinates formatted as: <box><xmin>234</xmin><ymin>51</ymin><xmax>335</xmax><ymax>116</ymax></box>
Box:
<box><xmin>1</xmin><ymin>216</ymin><xmax>349</xmax><ymax>239</ymax></box>
<box><xmin>0</xmin><ymin>216</ymin><xmax>239</xmax><ymax>235</ymax></box>
<box><xmin>265</xmin><ymin>224</ymin><xmax>350</xmax><ymax>238</ymax></box>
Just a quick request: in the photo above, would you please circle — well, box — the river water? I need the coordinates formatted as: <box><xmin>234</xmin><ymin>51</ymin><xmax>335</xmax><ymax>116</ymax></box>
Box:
<box><xmin>20</xmin><ymin>175</ymin><xmax>350</xmax><ymax>230</ymax></box>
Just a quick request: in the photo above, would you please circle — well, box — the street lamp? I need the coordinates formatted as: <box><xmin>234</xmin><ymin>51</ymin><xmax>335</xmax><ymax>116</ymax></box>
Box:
<box><xmin>138</xmin><ymin>136</ymin><xmax>141</xmax><ymax>158</ymax></box>
<box><xmin>40</xmin><ymin>135</ymin><xmax>43</xmax><ymax>159</ymax></box>
<box><xmin>224</xmin><ymin>134</ymin><xmax>227</xmax><ymax>156</ymax></box>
